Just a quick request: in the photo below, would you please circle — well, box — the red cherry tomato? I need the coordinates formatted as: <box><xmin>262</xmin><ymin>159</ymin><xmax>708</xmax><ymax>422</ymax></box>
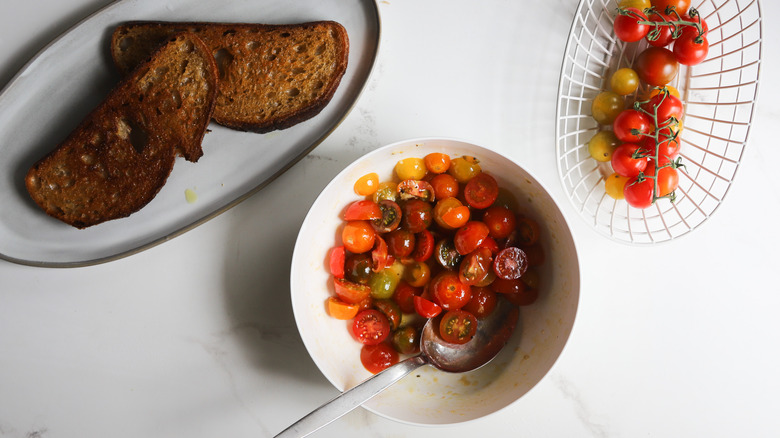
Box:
<box><xmin>634</xmin><ymin>47</ymin><xmax>679</xmax><ymax>86</ymax></box>
<box><xmin>505</xmin><ymin>286</ymin><xmax>539</xmax><ymax>306</ymax></box>
<box><xmin>400</xmin><ymin>199</ymin><xmax>433</xmax><ymax>233</ymax></box>
<box><xmin>478</xmin><ymin>236</ymin><xmax>500</xmax><ymax>254</ymax></box>
<box><xmin>681</xmin><ymin>11</ymin><xmax>708</xmax><ymax>36</ymax></box>
<box><xmin>459</xmin><ymin>247</ymin><xmax>493</xmax><ymax>286</ymax></box>
<box><xmin>645</xmin><ymin>11</ymin><xmax>675</xmax><ymax>47</ymax></box>
<box><xmin>397</xmin><ymin>180</ymin><xmax>435</xmax><ymax>202</ymax></box>
<box><xmin>651</xmin><ymin>0</ymin><xmax>691</xmax><ymax>14</ymax></box>
<box><xmin>334</xmin><ymin>277</ymin><xmax>372</xmax><ymax>304</ymax></box>
<box><xmin>351</xmin><ymin>309</ymin><xmax>391</xmax><ymax>345</ymax></box>
<box><xmin>360</xmin><ymin>343</ymin><xmax>399</xmax><ymax>374</ymax></box>
<box><xmin>614</xmin><ymin>8</ymin><xmax>650</xmax><ymax>42</ymax></box>
<box><xmin>439</xmin><ymin>309</ymin><xmax>479</xmax><ymax>344</ymax></box>
<box><xmin>673</xmin><ymin>28</ymin><xmax>709</xmax><ymax>66</ymax></box>
<box><xmin>371</xmin><ymin>200</ymin><xmax>401</xmax><ymax>233</ymax></box>
<box><xmin>454</xmin><ymin>221</ymin><xmax>490</xmax><ymax>255</ymax></box>
<box><xmin>373</xmin><ymin>299</ymin><xmax>402</xmax><ymax>330</ymax></box>
<box><xmin>613</xmin><ymin>109</ymin><xmax>653</xmax><ymax>143</ymax></box>
<box><xmin>386</xmin><ymin>228</ymin><xmax>415</xmax><ymax>259</ymax></box>
<box><xmin>641</xmin><ymin>135</ymin><xmax>680</xmax><ymax>161</ymax></box>
<box><xmin>645</xmin><ymin>158</ymin><xmax>680</xmax><ymax>197</ymax></box>
<box><xmin>611</xmin><ymin>143</ymin><xmax>649</xmax><ymax>177</ymax></box>
<box><xmin>434</xmin><ymin>238</ymin><xmax>463</xmax><ymax>270</ymax></box>
<box><xmin>463</xmin><ymin>173</ymin><xmax>499</xmax><ymax>209</ymax></box>
<box><xmin>344</xmin><ymin>200</ymin><xmax>382</xmax><ymax>221</ymax></box>
<box><xmin>493</xmin><ymin>247</ymin><xmax>529</xmax><ymax>280</ymax></box>
<box><xmin>411</xmin><ymin>229</ymin><xmax>434</xmax><ymax>262</ymax></box>
<box><xmin>462</xmin><ymin>286</ymin><xmax>498</xmax><ymax>319</ymax></box>
<box><xmin>432</xmin><ymin>271</ymin><xmax>472</xmax><ymax>310</ymax></box>
<box><xmin>414</xmin><ymin>295</ymin><xmax>442</xmax><ymax>318</ymax></box>
<box><xmin>393</xmin><ymin>281</ymin><xmax>421</xmax><ymax>314</ymax></box>
<box><xmin>329</xmin><ymin>246</ymin><xmax>345</xmax><ymax>278</ymax></box>
<box><xmin>624</xmin><ymin>176</ymin><xmax>655</xmax><ymax>208</ymax></box>
<box><xmin>491</xmin><ymin>277</ymin><xmax>526</xmax><ymax>295</ymax></box>
<box><xmin>515</xmin><ymin>216</ymin><xmax>540</xmax><ymax>246</ymax></box>
<box><xmin>641</xmin><ymin>92</ymin><xmax>684</xmax><ymax>126</ymax></box>
<box><xmin>482</xmin><ymin>205</ymin><xmax>516</xmax><ymax>239</ymax></box>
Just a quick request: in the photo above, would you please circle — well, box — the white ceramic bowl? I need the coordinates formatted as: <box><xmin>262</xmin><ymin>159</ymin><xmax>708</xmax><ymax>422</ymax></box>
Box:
<box><xmin>290</xmin><ymin>138</ymin><xmax>580</xmax><ymax>425</ymax></box>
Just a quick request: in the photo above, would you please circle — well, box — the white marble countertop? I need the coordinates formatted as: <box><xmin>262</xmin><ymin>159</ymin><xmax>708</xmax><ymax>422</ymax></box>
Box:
<box><xmin>1</xmin><ymin>0</ymin><xmax>779</xmax><ymax>437</ymax></box>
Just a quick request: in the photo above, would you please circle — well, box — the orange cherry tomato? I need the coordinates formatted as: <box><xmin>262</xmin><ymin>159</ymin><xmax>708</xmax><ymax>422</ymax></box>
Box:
<box><xmin>327</xmin><ymin>297</ymin><xmax>359</xmax><ymax>320</ymax></box>
<box><xmin>342</xmin><ymin>220</ymin><xmax>376</xmax><ymax>253</ymax></box>
<box><xmin>424</xmin><ymin>152</ymin><xmax>451</xmax><ymax>174</ymax></box>
<box><xmin>354</xmin><ymin>172</ymin><xmax>379</xmax><ymax>196</ymax></box>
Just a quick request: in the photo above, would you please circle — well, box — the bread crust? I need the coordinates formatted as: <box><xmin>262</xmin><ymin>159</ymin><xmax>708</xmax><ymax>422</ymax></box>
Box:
<box><xmin>25</xmin><ymin>32</ymin><xmax>219</xmax><ymax>228</ymax></box>
<box><xmin>111</xmin><ymin>21</ymin><xmax>349</xmax><ymax>133</ymax></box>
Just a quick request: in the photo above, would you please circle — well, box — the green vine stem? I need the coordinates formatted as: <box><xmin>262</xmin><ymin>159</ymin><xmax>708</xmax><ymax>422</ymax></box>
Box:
<box><xmin>617</xmin><ymin>6</ymin><xmax>706</xmax><ymax>42</ymax></box>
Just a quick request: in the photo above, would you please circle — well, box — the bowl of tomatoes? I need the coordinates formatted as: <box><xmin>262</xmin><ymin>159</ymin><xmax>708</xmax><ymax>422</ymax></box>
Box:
<box><xmin>290</xmin><ymin>138</ymin><xmax>580</xmax><ymax>425</ymax></box>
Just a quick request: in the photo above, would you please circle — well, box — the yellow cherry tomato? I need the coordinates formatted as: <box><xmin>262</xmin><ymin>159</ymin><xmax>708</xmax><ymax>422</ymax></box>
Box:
<box><xmin>372</xmin><ymin>181</ymin><xmax>398</xmax><ymax>203</ymax></box>
<box><xmin>591</xmin><ymin>91</ymin><xmax>624</xmax><ymax>125</ymax></box>
<box><xmin>618</xmin><ymin>0</ymin><xmax>651</xmax><ymax>9</ymax></box>
<box><xmin>588</xmin><ymin>131</ymin><xmax>620</xmax><ymax>162</ymax></box>
<box><xmin>395</xmin><ymin>157</ymin><xmax>427</xmax><ymax>180</ymax></box>
<box><xmin>605</xmin><ymin>172</ymin><xmax>631</xmax><ymax>200</ymax></box>
<box><xmin>354</xmin><ymin>172</ymin><xmax>379</xmax><ymax>196</ymax></box>
<box><xmin>448</xmin><ymin>156</ymin><xmax>482</xmax><ymax>183</ymax></box>
<box><xmin>647</xmin><ymin>85</ymin><xmax>681</xmax><ymax>100</ymax></box>
<box><xmin>610</xmin><ymin>68</ymin><xmax>640</xmax><ymax>96</ymax></box>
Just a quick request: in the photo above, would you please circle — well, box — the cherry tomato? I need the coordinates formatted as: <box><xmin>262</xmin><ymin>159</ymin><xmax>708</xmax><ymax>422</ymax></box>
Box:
<box><xmin>681</xmin><ymin>11</ymin><xmax>708</xmax><ymax>36</ymax></box>
<box><xmin>613</xmin><ymin>109</ymin><xmax>652</xmax><ymax>143</ymax></box>
<box><xmin>369</xmin><ymin>267</ymin><xmax>400</xmax><ymax>300</ymax></box>
<box><xmin>424</xmin><ymin>153</ymin><xmax>451</xmax><ymax>174</ymax></box>
<box><xmin>393</xmin><ymin>280</ymin><xmax>421</xmax><ymax>313</ymax></box>
<box><xmin>432</xmin><ymin>271</ymin><xmax>472</xmax><ymax>310</ymax></box>
<box><xmin>371</xmin><ymin>200</ymin><xmax>401</xmax><ymax>233</ymax></box>
<box><xmin>374</xmin><ymin>299</ymin><xmax>402</xmax><ymax>330</ymax></box>
<box><xmin>605</xmin><ymin>172</ymin><xmax>630</xmax><ymax>200</ymax></box>
<box><xmin>464</xmin><ymin>173</ymin><xmax>499</xmax><ymax>209</ymax></box>
<box><xmin>386</xmin><ymin>228</ymin><xmax>415</xmax><ymax>259</ymax></box>
<box><xmin>434</xmin><ymin>238</ymin><xmax>463</xmax><ymax>270</ymax></box>
<box><xmin>591</xmin><ymin>91</ymin><xmax>624</xmax><ymax>125</ymax></box>
<box><xmin>614</xmin><ymin>8</ymin><xmax>650</xmax><ymax>42</ymax></box>
<box><xmin>414</xmin><ymin>295</ymin><xmax>442</xmax><ymax>318</ymax></box>
<box><xmin>515</xmin><ymin>216</ymin><xmax>540</xmax><ymax>246</ymax></box>
<box><xmin>491</xmin><ymin>277</ymin><xmax>525</xmax><ymax>295</ymax></box>
<box><xmin>624</xmin><ymin>175</ymin><xmax>655</xmax><ymax>208</ymax></box>
<box><xmin>454</xmin><ymin>221</ymin><xmax>490</xmax><ymax>255</ymax></box>
<box><xmin>505</xmin><ymin>286</ymin><xmax>539</xmax><ymax>306</ymax></box>
<box><xmin>430</xmin><ymin>173</ymin><xmax>459</xmax><ymax>199</ymax></box>
<box><xmin>610</xmin><ymin>68</ymin><xmax>640</xmax><ymax>96</ymax></box>
<box><xmin>344</xmin><ymin>200</ymin><xmax>381</xmax><ymax>221</ymax></box>
<box><xmin>482</xmin><ymin>205</ymin><xmax>517</xmax><ymax>239</ymax></box>
<box><xmin>352</xmin><ymin>309</ymin><xmax>391</xmax><ymax>345</ymax></box>
<box><xmin>651</xmin><ymin>0</ymin><xmax>690</xmax><ymax>13</ymax></box>
<box><xmin>645</xmin><ymin>159</ymin><xmax>680</xmax><ymax>197</ymax></box>
<box><xmin>404</xmin><ymin>260</ymin><xmax>431</xmax><ymax>288</ymax></box>
<box><xmin>459</xmin><ymin>247</ymin><xmax>493</xmax><ymax>286</ymax></box>
<box><xmin>634</xmin><ymin>47</ymin><xmax>679</xmax><ymax>87</ymax></box>
<box><xmin>642</xmin><ymin>89</ymin><xmax>683</xmax><ymax>123</ymax></box>
<box><xmin>439</xmin><ymin>310</ymin><xmax>478</xmax><ymax>344</ymax></box>
<box><xmin>344</xmin><ymin>253</ymin><xmax>372</xmax><ymax>284</ymax></box>
<box><xmin>673</xmin><ymin>28</ymin><xmax>709</xmax><ymax>66</ymax></box>
<box><xmin>611</xmin><ymin>143</ymin><xmax>649</xmax><ymax>177</ymax></box>
<box><xmin>434</xmin><ymin>197</ymin><xmax>471</xmax><ymax>229</ymax></box>
<box><xmin>395</xmin><ymin>157</ymin><xmax>427</xmax><ymax>181</ymax></box>
<box><xmin>342</xmin><ymin>220</ymin><xmax>376</xmax><ymax>254</ymax></box>
<box><xmin>462</xmin><ymin>286</ymin><xmax>497</xmax><ymax>319</ymax></box>
<box><xmin>370</xmin><ymin>234</ymin><xmax>389</xmax><ymax>272</ymax></box>
<box><xmin>334</xmin><ymin>277</ymin><xmax>372</xmax><ymax>304</ymax></box>
<box><xmin>588</xmin><ymin>130</ymin><xmax>620</xmax><ymax>162</ymax></box>
<box><xmin>397</xmin><ymin>180</ymin><xmax>435</xmax><ymax>203</ymax></box>
<box><xmin>391</xmin><ymin>326</ymin><xmax>420</xmax><ymax>355</ymax></box>
<box><xmin>327</xmin><ymin>297</ymin><xmax>359</xmax><ymax>320</ymax></box>
<box><xmin>400</xmin><ymin>199</ymin><xmax>433</xmax><ymax>233</ymax></box>
<box><xmin>410</xmin><ymin>229</ymin><xmax>434</xmax><ymax>263</ymax></box>
<box><xmin>372</xmin><ymin>181</ymin><xmax>398</xmax><ymax>203</ymax></box>
<box><xmin>478</xmin><ymin>236</ymin><xmax>500</xmax><ymax>255</ymax></box>
<box><xmin>329</xmin><ymin>246</ymin><xmax>345</xmax><ymax>278</ymax></box>
<box><xmin>645</xmin><ymin>11</ymin><xmax>675</xmax><ymax>47</ymax></box>
<box><xmin>448</xmin><ymin>156</ymin><xmax>481</xmax><ymax>183</ymax></box>
<box><xmin>641</xmin><ymin>135</ymin><xmax>680</xmax><ymax>161</ymax></box>
<box><xmin>360</xmin><ymin>342</ymin><xmax>398</xmax><ymax>374</ymax></box>
<box><xmin>493</xmin><ymin>247</ymin><xmax>529</xmax><ymax>280</ymax></box>
<box><xmin>354</xmin><ymin>172</ymin><xmax>379</xmax><ymax>196</ymax></box>
<box><xmin>619</xmin><ymin>0</ymin><xmax>651</xmax><ymax>9</ymax></box>
<box><xmin>647</xmin><ymin>85</ymin><xmax>680</xmax><ymax>100</ymax></box>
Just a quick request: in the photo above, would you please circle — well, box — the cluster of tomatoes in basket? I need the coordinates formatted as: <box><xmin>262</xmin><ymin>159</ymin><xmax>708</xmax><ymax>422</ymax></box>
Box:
<box><xmin>588</xmin><ymin>0</ymin><xmax>708</xmax><ymax>208</ymax></box>
<box><xmin>327</xmin><ymin>153</ymin><xmax>543</xmax><ymax>374</ymax></box>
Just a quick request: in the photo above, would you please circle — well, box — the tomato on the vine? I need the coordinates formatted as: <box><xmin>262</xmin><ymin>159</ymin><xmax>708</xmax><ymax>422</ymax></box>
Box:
<box><xmin>613</xmin><ymin>109</ymin><xmax>652</xmax><ymax>143</ymax></box>
<box><xmin>645</xmin><ymin>158</ymin><xmax>680</xmax><ymax>197</ymax></box>
<box><xmin>651</xmin><ymin>0</ymin><xmax>691</xmax><ymax>13</ymax></box>
<box><xmin>439</xmin><ymin>309</ymin><xmax>478</xmax><ymax>344</ymax></box>
<box><xmin>611</xmin><ymin>143</ymin><xmax>649</xmax><ymax>177</ymax></box>
<box><xmin>641</xmin><ymin>91</ymin><xmax>684</xmax><ymax>126</ymax></box>
<box><xmin>623</xmin><ymin>175</ymin><xmax>655</xmax><ymax>208</ymax></box>
<box><xmin>351</xmin><ymin>309</ymin><xmax>391</xmax><ymax>345</ymax></box>
<box><xmin>673</xmin><ymin>28</ymin><xmax>709</xmax><ymax>66</ymax></box>
<box><xmin>634</xmin><ymin>47</ymin><xmax>679</xmax><ymax>87</ymax></box>
<box><xmin>681</xmin><ymin>11</ymin><xmax>708</xmax><ymax>36</ymax></box>
<box><xmin>360</xmin><ymin>343</ymin><xmax>398</xmax><ymax>374</ymax></box>
<box><xmin>645</xmin><ymin>11</ymin><xmax>675</xmax><ymax>47</ymax></box>
<box><xmin>614</xmin><ymin>8</ymin><xmax>650</xmax><ymax>42</ymax></box>
<box><xmin>641</xmin><ymin>135</ymin><xmax>680</xmax><ymax>161</ymax></box>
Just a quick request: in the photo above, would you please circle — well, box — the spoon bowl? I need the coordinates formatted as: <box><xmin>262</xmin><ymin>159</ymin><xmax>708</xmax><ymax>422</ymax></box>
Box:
<box><xmin>275</xmin><ymin>298</ymin><xmax>520</xmax><ymax>438</ymax></box>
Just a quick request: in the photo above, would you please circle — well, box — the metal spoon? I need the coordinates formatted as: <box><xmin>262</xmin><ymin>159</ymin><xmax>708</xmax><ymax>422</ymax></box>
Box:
<box><xmin>274</xmin><ymin>298</ymin><xmax>520</xmax><ymax>438</ymax></box>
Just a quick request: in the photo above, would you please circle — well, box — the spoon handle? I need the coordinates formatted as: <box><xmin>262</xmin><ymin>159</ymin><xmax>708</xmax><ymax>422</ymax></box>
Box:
<box><xmin>274</xmin><ymin>355</ymin><xmax>428</xmax><ymax>438</ymax></box>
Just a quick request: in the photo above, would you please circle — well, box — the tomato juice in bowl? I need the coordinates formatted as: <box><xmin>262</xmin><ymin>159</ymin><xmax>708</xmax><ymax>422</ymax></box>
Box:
<box><xmin>290</xmin><ymin>138</ymin><xmax>580</xmax><ymax>425</ymax></box>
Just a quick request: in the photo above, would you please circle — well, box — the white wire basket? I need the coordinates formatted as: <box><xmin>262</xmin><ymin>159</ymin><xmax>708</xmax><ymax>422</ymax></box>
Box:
<box><xmin>555</xmin><ymin>0</ymin><xmax>762</xmax><ymax>244</ymax></box>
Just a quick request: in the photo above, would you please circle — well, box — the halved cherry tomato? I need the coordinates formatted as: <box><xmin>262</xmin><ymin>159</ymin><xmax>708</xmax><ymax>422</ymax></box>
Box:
<box><xmin>613</xmin><ymin>109</ymin><xmax>652</xmax><ymax>143</ymax></box>
<box><xmin>354</xmin><ymin>172</ymin><xmax>379</xmax><ymax>196</ymax></box>
<box><xmin>334</xmin><ymin>277</ymin><xmax>371</xmax><ymax>304</ymax></box>
<box><xmin>393</xmin><ymin>281</ymin><xmax>421</xmax><ymax>313</ymax></box>
<box><xmin>344</xmin><ymin>200</ymin><xmax>382</xmax><ymax>221</ymax></box>
<box><xmin>478</xmin><ymin>236</ymin><xmax>500</xmax><ymax>254</ymax></box>
<box><xmin>430</xmin><ymin>173</ymin><xmax>459</xmax><ymax>199</ymax></box>
<box><xmin>401</xmin><ymin>199</ymin><xmax>433</xmax><ymax>233</ymax></box>
<box><xmin>344</xmin><ymin>253</ymin><xmax>372</xmax><ymax>284</ymax></box>
<box><xmin>491</xmin><ymin>277</ymin><xmax>526</xmax><ymax>295</ymax></box>
<box><xmin>370</xmin><ymin>235</ymin><xmax>389</xmax><ymax>272</ymax></box>
<box><xmin>454</xmin><ymin>221</ymin><xmax>490</xmax><ymax>255</ymax></box>
<box><xmin>395</xmin><ymin>158</ymin><xmax>427</xmax><ymax>181</ymax></box>
<box><xmin>327</xmin><ymin>297</ymin><xmax>359</xmax><ymax>320</ymax></box>
<box><xmin>374</xmin><ymin>299</ymin><xmax>402</xmax><ymax>330</ymax></box>
<box><xmin>462</xmin><ymin>286</ymin><xmax>498</xmax><ymax>319</ymax></box>
<box><xmin>434</xmin><ymin>238</ymin><xmax>463</xmax><ymax>270</ymax></box>
<box><xmin>516</xmin><ymin>216</ymin><xmax>540</xmax><ymax>247</ymax></box>
<box><xmin>414</xmin><ymin>295</ymin><xmax>442</xmax><ymax>318</ymax></box>
<box><xmin>448</xmin><ymin>156</ymin><xmax>481</xmax><ymax>183</ymax></box>
<box><xmin>329</xmin><ymin>246</ymin><xmax>345</xmax><ymax>278</ymax></box>
<box><xmin>459</xmin><ymin>247</ymin><xmax>493</xmax><ymax>286</ymax></box>
<box><xmin>439</xmin><ymin>310</ymin><xmax>478</xmax><ymax>344</ymax></box>
<box><xmin>404</xmin><ymin>260</ymin><xmax>431</xmax><ymax>287</ymax></box>
<box><xmin>352</xmin><ymin>309</ymin><xmax>391</xmax><ymax>345</ymax></box>
<box><xmin>386</xmin><ymin>229</ymin><xmax>415</xmax><ymax>258</ymax></box>
<box><xmin>411</xmin><ymin>229</ymin><xmax>434</xmax><ymax>262</ymax></box>
<box><xmin>463</xmin><ymin>173</ymin><xmax>499</xmax><ymax>209</ymax></box>
<box><xmin>371</xmin><ymin>200</ymin><xmax>402</xmax><ymax>233</ymax></box>
<box><xmin>432</xmin><ymin>271</ymin><xmax>472</xmax><ymax>310</ymax></box>
<box><xmin>482</xmin><ymin>205</ymin><xmax>516</xmax><ymax>239</ymax></box>
<box><xmin>493</xmin><ymin>247</ymin><xmax>529</xmax><ymax>280</ymax></box>
<box><xmin>611</xmin><ymin>143</ymin><xmax>649</xmax><ymax>178</ymax></box>
<box><xmin>398</xmin><ymin>180</ymin><xmax>435</xmax><ymax>202</ymax></box>
<box><xmin>424</xmin><ymin>152</ymin><xmax>451</xmax><ymax>174</ymax></box>
<box><xmin>342</xmin><ymin>220</ymin><xmax>376</xmax><ymax>254</ymax></box>
<box><xmin>360</xmin><ymin>343</ymin><xmax>399</xmax><ymax>374</ymax></box>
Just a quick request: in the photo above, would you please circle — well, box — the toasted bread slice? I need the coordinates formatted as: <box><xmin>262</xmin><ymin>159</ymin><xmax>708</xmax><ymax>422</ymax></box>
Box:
<box><xmin>25</xmin><ymin>32</ymin><xmax>219</xmax><ymax>229</ymax></box>
<box><xmin>110</xmin><ymin>21</ymin><xmax>349</xmax><ymax>133</ymax></box>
